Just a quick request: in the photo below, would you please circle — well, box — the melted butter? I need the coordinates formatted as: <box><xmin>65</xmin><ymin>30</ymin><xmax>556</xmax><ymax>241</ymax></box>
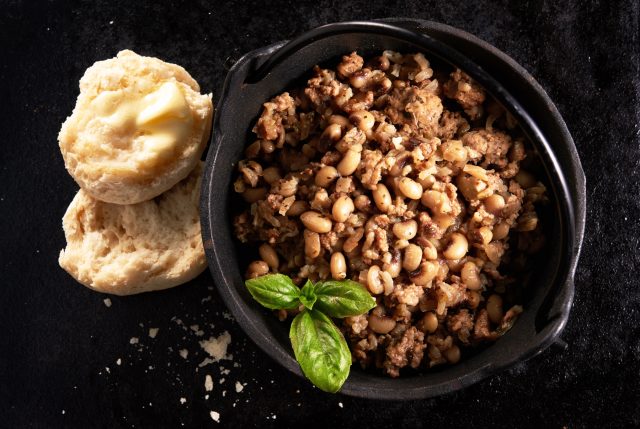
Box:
<box><xmin>88</xmin><ymin>81</ymin><xmax>192</xmax><ymax>162</ymax></box>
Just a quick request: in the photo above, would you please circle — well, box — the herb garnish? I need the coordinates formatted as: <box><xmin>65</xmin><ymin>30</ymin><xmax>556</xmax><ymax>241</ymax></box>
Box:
<box><xmin>245</xmin><ymin>274</ymin><xmax>376</xmax><ymax>393</ymax></box>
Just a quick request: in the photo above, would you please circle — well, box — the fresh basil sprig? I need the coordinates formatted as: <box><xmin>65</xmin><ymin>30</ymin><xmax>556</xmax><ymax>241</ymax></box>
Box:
<box><xmin>244</xmin><ymin>274</ymin><xmax>376</xmax><ymax>393</ymax></box>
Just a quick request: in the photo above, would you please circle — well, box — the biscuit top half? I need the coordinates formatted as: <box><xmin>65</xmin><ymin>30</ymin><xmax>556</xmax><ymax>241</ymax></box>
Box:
<box><xmin>59</xmin><ymin>49</ymin><xmax>212</xmax><ymax>184</ymax></box>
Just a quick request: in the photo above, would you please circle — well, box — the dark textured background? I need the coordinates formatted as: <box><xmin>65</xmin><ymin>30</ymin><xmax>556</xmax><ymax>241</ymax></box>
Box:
<box><xmin>1</xmin><ymin>1</ymin><xmax>639</xmax><ymax>428</ymax></box>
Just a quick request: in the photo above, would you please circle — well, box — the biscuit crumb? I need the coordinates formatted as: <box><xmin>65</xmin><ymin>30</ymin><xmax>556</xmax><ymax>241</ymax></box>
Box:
<box><xmin>235</xmin><ymin>382</ymin><xmax>244</xmax><ymax>393</ymax></box>
<box><xmin>148</xmin><ymin>328</ymin><xmax>159</xmax><ymax>338</ymax></box>
<box><xmin>129</xmin><ymin>337</ymin><xmax>139</xmax><ymax>345</ymax></box>
<box><xmin>210</xmin><ymin>411</ymin><xmax>220</xmax><ymax>423</ymax></box>
<box><xmin>205</xmin><ymin>375</ymin><xmax>213</xmax><ymax>392</ymax></box>
<box><xmin>199</xmin><ymin>331</ymin><xmax>231</xmax><ymax>364</ymax></box>
<box><xmin>103</xmin><ymin>298</ymin><xmax>112</xmax><ymax>307</ymax></box>
<box><xmin>179</xmin><ymin>397</ymin><xmax>186</xmax><ymax>404</ymax></box>
<box><xmin>179</xmin><ymin>349</ymin><xmax>188</xmax><ymax>359</ymax></box>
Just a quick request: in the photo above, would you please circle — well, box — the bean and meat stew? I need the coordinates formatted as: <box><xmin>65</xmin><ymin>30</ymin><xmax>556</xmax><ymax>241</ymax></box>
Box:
<box><xmin>233</xmin><ymin>51</ymin><xmax>547</xmax><ymax>377</ymax></box>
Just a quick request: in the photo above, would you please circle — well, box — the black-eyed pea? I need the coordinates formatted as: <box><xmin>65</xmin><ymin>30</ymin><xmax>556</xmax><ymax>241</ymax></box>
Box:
<box><xmin>242</xmin><ymin>187</ymin><xmax>267</xmax><ymax>203</ymax></box>
<box><xmin>444</xmin><ymin>345</ymin><xmax>461</xmax><ymax>364</ymax></box>
<box><xmin>322</xmin><ymin>123</ymin><xmax>342</xmax><ymax>142</ymax></box>
<box><xmin>516</xmin><ymin>211</ymin><xmax>539</xmax><ymax>232</ymax></box>
<box><xmin>492</xmin><ymin>222</ymin><xmax>510</xmax><ymax>240</ymax></box>
<box><xmin>315</xmin><ymin>166</ymin><xmax>339</xmax><ymax>187</ymax></box>
<box><xmin>354</xmin><ymin>194</ymin><xmax>371</xmax><ymax>212</ymax></box>
<box><xmin>240</xmin><ymin>161</ymin><xmax>262</xmax><ymax>187</ymax></box>
<box><xmin>383</xmin><ymin>257</ymin><xmax>402</xmax><ymax>278</ymax></box>
<box><xmin>433</xmin><ymin>214</ymin><xmax>455</xmax><ymax>231</ymax></box>
<box><xmin>330</xmin><ymin>252</ymin><xmax>347</xmax><ymax>280</ymax></box>
<box><xmin>461</xmin><ymin>261</ymin><xmax>482</xmax><ymax>290</ymax></box>
<box><xmin>478</xmin><ymin>226</ymin><xmax>493</xmax><ymax>245</ymax></box>
<box><xmin>394</xmin><ymin>239</ymin><xmax>410</xmax><ymax>250</ymax></box>
<box><xmin>246</xmin><ymin>260</ymin><xmax>269</xmax><ymax>279</ymax></box>
<box><xmin>417</xmin><ymin>174</ymin><xmax>436</xmax><ymax>189</ymax></box>
<box><xmin>368</xmin><ymin>314</ymin><xmax>396</xmax><ymax>334</ymax></box>
<box><xmin>300</xmin><ymin>211</ymin><xmax>333</xmax><ymax>233</ymax></box>
<box><xmin>343</xmin><ymin>228</ymin><xmax>364</xmax><ymax>253</ymax></box>
<box><xmin>372</xmin><ymin>183</ymin><xmax>392</xmax><ymax>212</ymax></box>
<box><xmin>258</xmin><ymin>244</ymin><xmax>279</xmax><ymax>270</ymax></box>
<box><xmin>392</xmin><ymin>220</ymin><xmax>418</xmax><ymax>240</ymax></box>
<box><xmin>372</xmin><ymin>55</ymin><xmax>390</xmax><ymax>71</ymax></box>
<box><xmin>366</xmin><ymin>265</ymin><xmax>383</xmax><ymax>295</ymax></box>
<box><xmin>484</xmin><ymin>194</ymin><xmax>505</xmax><ymax>215</ymax></box>
<box><xmin>329</xmin><ymin>114</ymin><xmax>351</xmax><ymax>128</ymax></box>
<box><xmin>402</xmin><ymin>244</ymin><xmax>423</xmax><ymax>272</ymax></box>
<box><xmin>456</xmin><ymin>174</ymin><xmax>479</xmax><ymax>200</ymax></box>
<box><xmin>262</xmin><ymin>167</ymin><xmax>281</xmax><ymax>185</ymax></box>
<box><xmin>417</xmin><ymin>312</ymin><xmax>438</xmax><ymax>333</ymax></box>
<box><xmin>421</xmin><ymin>190</ymin><xmax>446</xmax><ymax>213</ymax></box>
<box><xmin>332</xmin><ymin>195</ymin><xmax>354</xmax><ymax>223</ymax></box>
<box><xmin>337</xmin><ymin>148</ymin><xmax>361</xmax><ymax>176</ymax></box>
<box><xmin>466</xmin><ymin>290</ymin><xmax>481</xmax><ymax>309</ymax></box>
<box><xmin>463</xmin><ymin>164</ymin><xmax>489</xmax><ymax>181</ymax></box>
<box><xmin>410</xmin><ymin>261</ymin><xmax>439</xmax><ymax>286</ymax></box>
<box><xmin>349</xmin><ymin>110</ymin><xmax>376</xmax><ymax>132</ymax></box>
<box><xmin>442</xmin><ymin>140</ymin><xmax>467</xmax><ymax>162</ymax></box>
<box><xmin>487</xmin><ymin>294</ymin><xmax>504</xmax><ymax>324</ymax></box>
<box><xmin>286</xmin><ymin>200</ymin><xmax>309</xmax><ymax>216</ymax></box>
<box><xmin>443</xmin><ymin>233</ymin><xmax>468</xmax><ymax>260</ymax></box>
<box><xmin>381</xmin><ymin>270</ymin><xmax>394</xmax><ymax>295</ymax></box>
<box><xmin>397</xmin><ymin>177</ymin><xmax>423</xmax><ymax>200</ymax></box>
<box><xmin>515</xmin><ymin>170</ymin><xmax>537</xmax><ymax>188</ymax></box>
<box><xmin>260</xmin><ymin>140</ymin><xmax>275</xmax><ymax>154</ymax></box>
<box><xmin>304</xmin><ymin>229</ymin><xmax>321</xmax><ymax>258</ymax></box>
<box><xmin>244</xmin><ymin>140</ymin><xmax>262</xmax><ymax>158</ymax></box>
<box><xmin>422</xmin><ymin>240</ymin><xmax>438</xmax><ymax>260</ymax></box>
<box><xmin>446</xmin><ymin>258</ymin><xmax>465</xmax><ymax>272</ymax></box>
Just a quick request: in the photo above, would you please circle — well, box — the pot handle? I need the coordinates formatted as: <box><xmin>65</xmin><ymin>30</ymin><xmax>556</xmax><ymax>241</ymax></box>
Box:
<box><xmin>244</xmin><ymin>21</ymin><xmax>437</xmax><ymax>84</ymax></box>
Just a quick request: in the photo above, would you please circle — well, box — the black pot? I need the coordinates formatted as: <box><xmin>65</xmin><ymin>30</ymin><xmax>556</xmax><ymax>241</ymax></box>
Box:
<box><xmin>200</xmin><ymin>19</ymin><xmax>586</xmax><ymax>400</ymax></box>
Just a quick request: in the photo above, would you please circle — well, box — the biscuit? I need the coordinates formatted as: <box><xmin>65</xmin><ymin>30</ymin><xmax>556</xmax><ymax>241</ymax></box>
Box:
<box><xmin>59</xmin><ymin>50</ymin><xmax>213</xmax><ymax>204</ymax></box>
<box><xmin>58</xmin><ymin>162</ymin><xmax>207</xmax><ymax>295</ymax></box>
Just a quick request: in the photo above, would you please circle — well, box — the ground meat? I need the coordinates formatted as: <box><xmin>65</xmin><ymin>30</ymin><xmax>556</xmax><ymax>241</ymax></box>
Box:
<box><xmin>383</xmin><ymin>327</ymin><xmax>426</xmax><ymax>377</ymax></box>
<box><xmin>473</xmin><ymin>309</ymin><xmax>497</xmax><ymax>341</ymax></box>
<box><xmin>385</xmin><ymin>86</ymin><xmax>443</xmax><ymax>138</ymax></box>
<box><xmin>337</xmin><ymin>52</ymin><xmax>364</xmax><ymax>79</ymax></box>
<box><xmin>234</xmin><ymin>51</ymin><xmax>547</xmax><ymax>377</ymax></box>
<box><xmin>253</xmin><ymin>93</ymin><xmax>297</xmax><ymax>144</ymax></box>
<box><xmin>462</xmin><ymin>129</ymin><xmax>513</xmax><ymax>168</ymax></box>
<box><xmin>447</xmin><ymin>309</ymin><xmax>475</xmax><ymax>344</ymax></box>
<box><xmin>443</xmin><ymin>69</ymin><xmax>486</xmax><ymax>119</ymax></box>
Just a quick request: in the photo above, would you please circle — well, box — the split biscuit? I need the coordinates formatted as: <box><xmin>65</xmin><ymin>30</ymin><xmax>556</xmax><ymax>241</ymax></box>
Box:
<box><xmin>58</xmin><ymin>162</ymin><xmax>206</xmax><ymax>295</ymax></box>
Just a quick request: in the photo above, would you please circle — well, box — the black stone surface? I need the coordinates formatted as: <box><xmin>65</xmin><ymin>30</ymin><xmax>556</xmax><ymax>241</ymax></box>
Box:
<box><xmin>1</xmin><ymin>1</ymin><xmax>638</xmax><ymax>428</ymax></box>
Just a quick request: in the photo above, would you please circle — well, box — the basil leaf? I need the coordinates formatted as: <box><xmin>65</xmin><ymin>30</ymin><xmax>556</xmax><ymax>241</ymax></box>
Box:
<box><xmin>244</xmin><ymin>274</ymin><xmax>301</xmax><ymax>310</ymax></box>
<box><xmin>289</xmin><ymin>309</ymin><xmax>351</xmax><ymax>393</ymax></box>
<box><xmin>312</xmin><ymin>280</ymin><xmax>376</xmax><ymax>318</ymax></box>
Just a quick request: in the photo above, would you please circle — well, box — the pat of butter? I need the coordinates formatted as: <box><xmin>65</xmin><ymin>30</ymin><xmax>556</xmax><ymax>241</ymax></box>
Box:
<box><xmin>89</xmin><ymin>81</ymin><xmax>192</xmax><ymax>161</ymax></box>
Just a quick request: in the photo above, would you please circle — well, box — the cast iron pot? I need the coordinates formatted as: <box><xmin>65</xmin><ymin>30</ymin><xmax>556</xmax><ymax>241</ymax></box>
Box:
<box><xmin>201</xmin><ymin>19</ymin><xmax>586</xmax><ymax>400</ymax></box>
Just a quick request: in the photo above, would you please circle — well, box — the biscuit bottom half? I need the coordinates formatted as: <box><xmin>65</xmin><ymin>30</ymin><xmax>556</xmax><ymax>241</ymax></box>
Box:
<box><xmin>59</xmin><ymin>162</ymin><xmax>207</xmax><ymax>295</ymax></box>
